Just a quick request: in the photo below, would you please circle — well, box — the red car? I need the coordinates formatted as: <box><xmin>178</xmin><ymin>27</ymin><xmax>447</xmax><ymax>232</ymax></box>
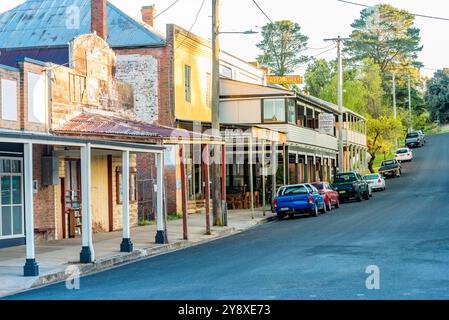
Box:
<box><xmin>311</xmin><ymin>182</ymin><xmax>340</xmax><ymax>211</ymax></box>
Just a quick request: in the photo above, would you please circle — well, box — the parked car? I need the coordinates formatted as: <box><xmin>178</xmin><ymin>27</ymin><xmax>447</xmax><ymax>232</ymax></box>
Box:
<box><xmin>417</xmin><ymin>130</ymin><xmax>426</xmax><ymax>144</ymax></box>
<box><xmin>363</xmin><ymin>173</ymin><xmax>386</xmax><ymax>191</ymax></box>
<box><xmin>405</xmin><ymin>131</ymin><xmax>424</xmax><ymax>148</ymax></box>
<box><xmin>332</xmin><ymin>172</ymin><xmax>370</xmax><ymax>202</ymax></box>
<box><xmin>311</xmin><ymin>181</ymin><xmax>340</xmax><ymax>211</ymax></box>
<box><xmin>394</xmin><ymin>147</ymin><xmax>413</xmax><ymax>162</ymax></box>
<box><xmin>379</xmin><ymin>159</ymin><xmax>402</xmax><ymax>178</ymax></box>
<box><xmin>273</xmin><ymin>184</ymin><xmax>326</xmax><ymax>220</ymax></box>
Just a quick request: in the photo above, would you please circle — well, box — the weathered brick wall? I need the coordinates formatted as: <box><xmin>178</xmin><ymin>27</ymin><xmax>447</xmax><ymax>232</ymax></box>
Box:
<box><xmin>116</xmin><ymin>54</ymin><xmax>159</xmax><ymax>123</ymax></box>
<box><xmin>114</xmin><ymin>45</ymin><xmax>174</xmax><ymax>127</ymax></box>
<box><xmin>33</xmin><ymin>145</ymin><xmax>58</xmax><ymax>241</ymax></box>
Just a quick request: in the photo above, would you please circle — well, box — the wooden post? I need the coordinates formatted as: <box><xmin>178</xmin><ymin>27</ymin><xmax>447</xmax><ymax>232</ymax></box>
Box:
<box><xmin>262</xmin><ymin>139</ymin><xmax>266</xmax><ymax>216</ymax></box>
<box><xmin>249</xmin><ymin>134</ymin><xmax>255</xmax><ymax>219</ymax></box>
<box><xmin>221</xmin><ymin>144</ymin><xmax>227</xmax><ymax>226</ymax></box>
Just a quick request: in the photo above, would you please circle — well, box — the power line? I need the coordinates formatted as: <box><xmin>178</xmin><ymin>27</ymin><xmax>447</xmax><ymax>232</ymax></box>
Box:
<box><xmin>337</xmin><ymin>0</ymin><xmax>449</xmax><ymax>22</ymax></box>
<box><xmin>174</xmin><ymin>0</ymin><xmax>206</xmax><ymax>51</ymax></box>
<box><xmin>251</xmin><ymin>0</ymin><xmax>273</xmax><ymax>23</ymax></box>
<box><xmin>154</xmin><ymin>0</ymin><xmax>183</xmax><ymax>18</ymax></box>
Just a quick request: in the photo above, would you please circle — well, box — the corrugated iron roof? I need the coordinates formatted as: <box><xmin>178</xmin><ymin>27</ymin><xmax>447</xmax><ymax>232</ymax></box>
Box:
<box><xmin>53</xmin><ymin>113</ymin><xmax>213</xmax><ymax>142</ymax></box>
<box><xmin>0</xmin><ymin>0</ymin><xmax>165</xmax><ymax>49</ymax></box>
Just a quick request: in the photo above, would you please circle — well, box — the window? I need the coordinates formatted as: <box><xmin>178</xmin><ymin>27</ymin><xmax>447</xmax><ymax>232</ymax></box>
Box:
<box><xmin>116</xmin><ymin>167</ymin><xmax>138</xmax><ymax>204</ymax></box>
<box><xmin>296</xmin><ymin>104</ymin><xmax>305</xmax><ymax>127</ymax></box>
<box><xmin>306</xmin><ymin>107</ymin><xmax>314</xmax><ymax>129</ymax></box>
<box><xmin>0</xmin><ymin>158</ymin><xmax>23</xmax><ymax>238</ymax></box>
<box><xmin>314</xmin><ymin>110</ymin><xmax>320</xmax><ymax>130</ymax></box>
<box><xmin>184</xmin><ymin>65</ymin><xmax>191</xmax><ymax>102</ymax></box>
<box><xmin>206</xmin><ymin>73</ymin><xmax>211</xmax><ymax>108</ymax></box>
<box><xmin>69</xmin><ymin>73</ymin><xmax>86</xmax><ymax>103</ymax></box>
<box><xmin>27</xmin><ymin>72</ymin><xmax>46</xmax><ymax>124</ymax></box>
<box><xmin>1</xmin><ymin>79</ymin><xmax>18</xmax><ymax>121</ymax></box>
<box><xmin>283</xmin><ymin>185</ymin><xmax>308</xmax><ymax>196</ymax></box>
<box><xmin>287</xmin><ymin>99</ymin><xmax>296</xmax><ymax>124</ymax></box>
<box><xmin>220</xmin><ymin>65</ymin><xmax>233</xmax><ymax>79</ymax></box>
<box><xmin>263</xmin><ymin>99</ymin><xmax>286</xmax><ymax>123</ymax></box>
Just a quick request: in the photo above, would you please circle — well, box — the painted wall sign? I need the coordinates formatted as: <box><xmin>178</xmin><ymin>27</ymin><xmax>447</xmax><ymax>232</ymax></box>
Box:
<box><xmin>319</xmin><ymin>113</ymin><xmax>335</xmax><ymax>135</ymax></box>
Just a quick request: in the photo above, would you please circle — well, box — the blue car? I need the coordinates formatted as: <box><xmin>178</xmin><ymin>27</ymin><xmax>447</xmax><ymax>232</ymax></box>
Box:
<box><xmin>273</xmin><ymin>184</ymin><xmax>326</xmax><ymax>220</ymax></box>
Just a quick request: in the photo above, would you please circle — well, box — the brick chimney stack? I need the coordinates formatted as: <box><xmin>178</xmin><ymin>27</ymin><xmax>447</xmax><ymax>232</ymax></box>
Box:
<box><xmin>91</xmin><ymin>0</ymin><xmax>107</xmax><ymax>39</ymax></box>
<box><xmin>141</xmin><ymin>5</ymin><xmax>156</xmax><ymax>28</ymax></box>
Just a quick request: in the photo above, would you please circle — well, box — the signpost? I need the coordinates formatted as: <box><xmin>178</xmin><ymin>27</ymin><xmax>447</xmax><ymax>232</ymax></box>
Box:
<box><xmin>266</xmin><ymin>75</ymin><xmax>303</xmax><ymax>85</ymax></box>
<box><xmin>319</xmin><ymin>113</ymin><xmax>335</xmax><ymax>135</ymax></box>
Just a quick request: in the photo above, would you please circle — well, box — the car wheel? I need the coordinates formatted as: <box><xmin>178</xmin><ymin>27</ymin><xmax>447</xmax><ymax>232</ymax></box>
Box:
<box><xmin>328</xmin><ymin>200</ymin><xmax>332</xmax><ymax>212</ymax></box>
<box><xmin>288</xmin><ymin>213</ymin><xmax>295</xmax><ymax>219</ymax></box>
<box><xmin>321</xmin><ymin>201</ymin><xmax>327</xmax><ymax>214</ymax></box>
<box><xmin>363</xmin><ymin>190</ymin><xmax>370</xmax><ymax>200</ymax></box>
<box><xmin>356</xmin><ymin>191</ymin><xmax>362</xmax><ymax>202</ymax></box>
<box><xmin>278</xmin><ymin>213</ymin><xmax>286</xmax><ymax>220</ymax></box>
<box><xmin>310</xmin><ymin>203</ymin><xmax>319</xmax><ymax>217</ymax></box>
<box><xmin>335</xmin><ymin>199</ymin><xmax>340</xmax><ymax>209</ymax></box>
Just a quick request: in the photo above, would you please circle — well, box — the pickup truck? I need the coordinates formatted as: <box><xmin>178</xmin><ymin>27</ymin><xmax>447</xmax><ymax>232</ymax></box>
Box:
<box><xmin>379</xmin><ymin>159</ymin><xmax>402</xmax><ymax>178</ymax></box>
<box><xmin>273</xmin><ymin>184</ymin><xmax>326</xmax><ymax>220</ymax></box>
<box><xmin>405</xmin><ymin>131</ymin><xmax>424</xmax><ymax>148</ymax></box>
<box><xmin>332</xmin><ymin>172</ymin><xmax>370</xmax><ymax>202</ymax></box>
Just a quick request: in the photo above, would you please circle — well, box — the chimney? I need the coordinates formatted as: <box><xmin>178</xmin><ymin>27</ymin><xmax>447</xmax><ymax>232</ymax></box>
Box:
<box><xmin>91</xmin><ymin>0</ymin><xmax>107</xmax><ymax>39</ymax></box>
<box><xmin>141</xmin><ymin>5</ymin><xmax>156</xmax><ymax>28</ymax></box>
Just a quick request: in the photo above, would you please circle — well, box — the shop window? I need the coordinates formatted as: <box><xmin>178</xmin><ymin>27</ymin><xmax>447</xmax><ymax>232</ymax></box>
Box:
<box><xmin>116</xmin><ymin>167</ymin><xmax>138</xmax><ymax>204</ymax></box>
<box><xmin>263</xmin><ymin>99</ymin><xmax>286</xmax><ymax>123</ymax></box>
<box><xmin>185</xmin><ymin>65</ymin><xmax>191</xmax><ymax>102</ymax></box>
<box><xmin>0</xmin><ymin>158</ymin><xmax>24</xmax><ymax>238</ymax></box>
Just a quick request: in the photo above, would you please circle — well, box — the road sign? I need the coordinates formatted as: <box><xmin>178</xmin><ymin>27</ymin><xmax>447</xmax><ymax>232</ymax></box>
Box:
<box><xmin>319</xmin><ymin>113</ymin><xmax>335</xmax><ymax>135</ymax></box>
<box><xmin>266</xmin><ymin>75</ymin><xmax>303</xmax><ymax>85</ymax></box>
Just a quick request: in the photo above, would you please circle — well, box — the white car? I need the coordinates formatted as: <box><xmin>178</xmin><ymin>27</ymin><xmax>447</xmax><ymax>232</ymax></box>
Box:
<box><xmin>363</xmin><ymin>173</ymin><xmax>386</xmax><ymax>191</ymax></box>
<box><xmin>395</xmin><ymin>147</ymin><xmax>413</xmax><ymax>162</ymax></box>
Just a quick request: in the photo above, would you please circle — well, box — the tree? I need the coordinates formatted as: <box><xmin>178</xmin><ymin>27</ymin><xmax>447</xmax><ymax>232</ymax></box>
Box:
<box><xmin>424</xmin><ymin>70</ymin><xmax>449</xmax><ymax>124</ymax></box>
<box><xmin>256</xmin><ymin>20</ymin><xmax>309</xmax><ymax>76</ymax></box>
<box><xmin>345</xmin><ymin>4</ymin><xmax>423</xmax><ymax>76</ymax></box>
<box><xmin>366</xmin><ymin>115</ymin><xmax>403</xmax><ymax>173</ymax></box>
<box><xmin>304</xmin><ymin>59</ymin><xmax>335</xmax><ymax>97</ymax></box>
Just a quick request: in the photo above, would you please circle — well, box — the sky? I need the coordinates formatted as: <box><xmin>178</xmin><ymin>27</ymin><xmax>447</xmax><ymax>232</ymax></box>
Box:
<box><xmin>1</xmin><ymin>0</ymin><xmax>448</xmax><ymax>78</ymax></box>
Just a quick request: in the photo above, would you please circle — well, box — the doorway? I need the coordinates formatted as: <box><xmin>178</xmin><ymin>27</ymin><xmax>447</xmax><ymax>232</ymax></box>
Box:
<box><xmin>61</xmin><ymin>159</ymin><xmax>81</xmax><ymax>239</ymax></box>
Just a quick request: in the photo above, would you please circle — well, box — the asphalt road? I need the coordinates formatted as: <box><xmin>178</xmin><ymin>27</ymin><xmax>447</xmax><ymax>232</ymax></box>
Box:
<box><xmin>6</xmin><ymin>133</ymin><xmax>449</xmax><ymax>300</ymax></box>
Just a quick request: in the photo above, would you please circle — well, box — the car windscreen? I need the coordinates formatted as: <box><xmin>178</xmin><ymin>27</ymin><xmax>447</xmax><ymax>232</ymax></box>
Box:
<box><xmin>334</xmin><ymin>174</ymin><xmax>356</xmax><ymax>183</ymax></box>
<box><xmin>283</xmin><ymin>186</ymin><xmax>309</xmax><ymax>196</ymax></box>
<box><xmin>382</xmin><ymin>160</ymin><xmax>395</xmax><ymax>166</ymax></box>
<box><xmin>407</xmin><ymin>133</ymin><xmax>419</xmax><ymax>138</ymax></box>
<box><xmin>396</xmin><ymin>149</ymin><xmax>408</xmax><ymax>154</ymax></box>
<box><xmin>364</xmin><ymin>174</ymin><xmax>379</xmax><ymax>180</ymax></box>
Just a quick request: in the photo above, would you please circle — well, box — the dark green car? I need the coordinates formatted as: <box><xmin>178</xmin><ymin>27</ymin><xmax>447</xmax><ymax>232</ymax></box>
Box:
<box><xmin>332</xmin><ymin>172</ymin><xmax>370</xmax><ymax>202</ymax></box>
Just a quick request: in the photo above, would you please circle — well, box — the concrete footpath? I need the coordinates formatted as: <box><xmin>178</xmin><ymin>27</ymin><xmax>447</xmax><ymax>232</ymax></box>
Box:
<box><xmin>0</xmin><ymin>208</ymin><xmax>276</xmax><ymax>298</ymax></box>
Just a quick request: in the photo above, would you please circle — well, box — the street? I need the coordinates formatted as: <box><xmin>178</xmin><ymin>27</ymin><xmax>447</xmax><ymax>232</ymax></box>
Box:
<box><xmin>6</xmin><ymin>133</ymin><xmax>449</xmax><ymax>300</ymax></box>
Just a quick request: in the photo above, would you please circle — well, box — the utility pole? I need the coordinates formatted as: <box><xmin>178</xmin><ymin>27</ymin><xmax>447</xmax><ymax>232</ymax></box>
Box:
<box><xmin>408</xmin><ymin>74</ymin><xmax>413</xmax><ymax>131</ymax></box>
<box><xmin>392</xmin><ymin>72</ymin><xmax>398</xmax><ymax>149</ymax></box>
<box><xmin>324</xmin><ymin>36</ymin><xmax>349</xmax><ymax>173</ymax></box>
<box><xmin>211</xmin><ymin>0</ymin><xmax>223</xmax><ymax>226</ymax></box>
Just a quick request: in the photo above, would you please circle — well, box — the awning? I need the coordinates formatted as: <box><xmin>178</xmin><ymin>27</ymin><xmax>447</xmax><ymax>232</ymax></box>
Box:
<box><xmin>53</xmin><ymin>113</ymin><xmax>222</xmax><ymax>145</ymax></box>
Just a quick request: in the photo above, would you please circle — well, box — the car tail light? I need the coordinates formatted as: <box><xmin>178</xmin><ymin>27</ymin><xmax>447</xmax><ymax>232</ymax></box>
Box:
<box><xmin>308</xmin><ymin>195</ymin><xmax>313</xmax><ymax>204</ymax></box>
<box><xmin>273</xmin><ymin>199</ymin><xmax>277</xmax><ymax>207</ymax></box>
<box><xmin>352</xmin><ymin>183</ymin><xmax>357</xmax><ymax>191</ymax></box>
<box><xmin>378</xmin><ymin>178</ymin><xmax>382</xmax><ymax>183</ymax></box>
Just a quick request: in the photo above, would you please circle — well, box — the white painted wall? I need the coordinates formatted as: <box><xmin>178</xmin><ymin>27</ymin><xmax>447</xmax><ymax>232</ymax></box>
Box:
<box><xmin>220</xmin><ymin>51</ymin><xmax>265</xmax><ymax>85</ymax></box>
<box><xmin>116</xmin><ymin>54</ymin><xmax>159</xmax><ymax>123</ymax></box>
<box><xmin>1</xmin><ymin>79</ymin><xmax>18</xmax><ymax>121</ymax></box>
<box><xmin>27</xmin><ymin>72</ymin><xmax>46</xmax><ymax>124</ymax></box>
<box><xmin>259</xmin><ymin>123</ymin><xmax>339</xmax><ymax>151</ymax></box>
